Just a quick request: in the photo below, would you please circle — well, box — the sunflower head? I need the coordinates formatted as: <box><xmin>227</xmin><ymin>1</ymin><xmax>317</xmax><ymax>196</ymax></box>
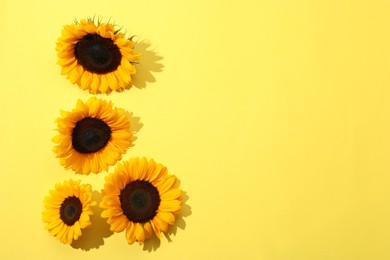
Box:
<box><xmin>56</xmin><ymin>17</ymin><xmax>142</xmax><ymax>94</ymax></box>
<box><xmin>100</xmin><ymin>157</ymin><xmax>183</xmax><ymax>245</ymax></box>
<box><xmin>52</xmin><ymin>97</ymin><xmax>133</xmax><ymax>175</ymax></box>
<box><xmin>42</xmin><ymin>179</ymin><xmax>96</xmax><ymax>244</ymax></box>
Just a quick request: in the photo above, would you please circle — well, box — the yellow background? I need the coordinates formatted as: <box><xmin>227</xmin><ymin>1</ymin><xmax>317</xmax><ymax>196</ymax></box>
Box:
<box><xmin>1</xmin><ymin>0</ymin><xmax>390</xmax><ymax>259</ymax></box>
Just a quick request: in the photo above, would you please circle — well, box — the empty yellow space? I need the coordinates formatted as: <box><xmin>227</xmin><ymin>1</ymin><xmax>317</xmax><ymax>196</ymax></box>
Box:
<box><xmin>0</xmin><ymin>0</ymin><xmax>390</xmax><ymax>259</ymax></box>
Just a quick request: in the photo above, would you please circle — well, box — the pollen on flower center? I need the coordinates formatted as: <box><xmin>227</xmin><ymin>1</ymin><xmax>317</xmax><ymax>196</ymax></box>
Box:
<box><xmin>74</xmin><ymin>34</ymin><xmax>122</xmax><ymax>74</ymax></box>
<box><xmin>120</xmin><ymin>180</ymin><xmax>161</xmax><ymax>223</ymax></box>
<box><xmin>60</xmin><ymin>196</ymin><xmax>83</xmax><ymax>226</ymax></box>
<box><xmin>72</xmin><ymin>117</ymin><xmax>111</xmax><ymax>153</ymax></box>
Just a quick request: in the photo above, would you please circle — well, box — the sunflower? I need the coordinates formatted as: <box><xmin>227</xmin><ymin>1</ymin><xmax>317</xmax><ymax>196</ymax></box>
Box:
<box><xmin>52</xmin><ymin>97</ymin><xmax>132</xmax><ymax>175</ymax></box>
<box><xmin>56</xmin><ymin>17</ymin><xmax>142</xmax><ymax>94</ymax></box>
<box><xmin>100</xmin><ymin>157</ymin><xmax>182</xmax><ymax>245</ymax></box>
<box><xmin>42</xmin><ymin>179</ymin><xmax>96</xmax><ymax>244</ymax></box>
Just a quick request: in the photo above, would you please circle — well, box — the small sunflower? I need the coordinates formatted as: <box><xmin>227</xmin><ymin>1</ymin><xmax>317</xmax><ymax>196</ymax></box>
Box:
<box><xmin>42</xmin><ymin>179</ymin><xmax>96</xmax><ymax>244</ymax></box>
<box><xmin>56</xmin><ymin>17</ymin><xmax>142</xmax><ymax>94</ymax></box>
<box><xmin>100</xmin><ymin>157</ymin><xmax>182</xmax><ymax>245</ymax></box>
<box><xmin>53</xmin><ymin>97</ymin><xmax>132</xmax><ymax>175</ymax></box>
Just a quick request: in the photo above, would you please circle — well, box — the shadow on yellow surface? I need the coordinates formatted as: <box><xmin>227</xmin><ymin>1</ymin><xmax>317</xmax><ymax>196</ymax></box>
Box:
<box><xmin>143</xmin><ymin>188</ymin><xmax>192</xmax><ymax>252</ymax></box>
<box><xmin>132</xmin><ymin>40</ymin><xmax>164</xmax><ymax>89</ymax></box>
<box><xmin>70</xmin><ymin>181</ymin><xmax>191</xmax><ymax>251</ymax></box>
<box><xmin>71</xmin><ymin>191</ymin><xmax>113</xmax><ymax>251</ymax></box>
<box><xmin>126</xmin><ymin>111</ymin><xmax>143</xmax><ymax>146</ymax></box>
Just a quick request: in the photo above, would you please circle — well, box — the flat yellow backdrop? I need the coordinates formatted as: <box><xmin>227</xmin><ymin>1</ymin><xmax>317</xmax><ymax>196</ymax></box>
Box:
<box><xmin>1</xmin><ymin>0</ymin><xmax>390</xmax><ymax>259</ymax></box>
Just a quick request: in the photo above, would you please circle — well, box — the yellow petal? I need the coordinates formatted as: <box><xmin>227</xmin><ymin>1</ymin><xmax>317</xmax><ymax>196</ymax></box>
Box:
<box><xmin>117</xmin><ymin>64</ymin><xmax>131</xmax><ymax>83</ymax></box>
<box><xmin>84</xmin><ymin>23</ymin><xmax>97</xmax><ymax>34</ymax></box>
<box><xmin>110</xmin><ymin>215</ymin><xmax>128</xmax><ymax>232</ymax></box>
<box><xmin>134</xmin><ymin>223</ymin><xmax>145</xmax><ymax>244</ymax></box>
<box><xmin>150</xmin><ymin>220</ymin><xmax>161</xmax><ymax>238</ymax></box>
<box><xmin>57</xmin><ymin>225</ymin><xmax>69</xmax><ymax>243</ymax></box>
<box><xmin>58</xmin><ymin>57</ymin><xmax>76</xmax><ymax>66</ymax></box>
<box><xmin>73</xmin><ymin>221</ymin><xmax>82</xmax><ymax>240</ymax></box>
<box><xmin>143</xmin><ymin>222</ymin><xmax>153</xmax><ymax>239</ymax></box>
<box><xmin>88</xmin><ymin>99</ymin><xmax>101</xmax><ymax>117</ymax></box>
<box><xmin>45</xmin><ymin>218</ymin><xmax>62</xmax><ymax>230</ymax></box>
<box><xmin>153</xmin><ymin>215</ymin><xmax>168</xmax><ymax>233</ymax></box>
<box><xmin>99</xmin><ymin>74</ymin><xmax>109</xmax><ymax>93</ymax></box>
<box><xmin>160</xmin><ymin>188</ymin><xmax>182</xmax><ymax>200</ymax></box>
<box><xmin>69</xmin><ymin>65</ymin><xmax>83</xmax><ymax>84</ymax></box>
<box><xmin>159</xmin><ymin>199</ymin><xmax>181</xmax><ymax>212</ymax></box>
<box><xmin>157</xmin><ymin>175</ymin><xmax>176</xmax><ymax>194</ymax></box>
<box><xmin>67</xmin><ymin>226</ymin><xmax>74</xmax><ymax>244</ymax></box>
<box><xmin>136</xmin><ymin>157</ymin><xmax>148</xmax><ymax>180</ymax></box>
<box><xmin>106</xmin><ymin>72</ymin><xmax>119</xmax><ymax>91</ymax></box>
<box><xmin>50</xmin><ymin>222</ymin><xmax>64</xmax><ymax>237</ymax></box>
<box><xmin>90</xmin><ymin>73</ymin><xmax>100</xmax><ymax>93</ymax></box>
<box><xmin>80</xmin><ymin>71</ymin><xmax>93</xmax><ymax>90</ymax></box>
<box><xmin>157</xmin><ymin>211</ymin><xmax>176</xmax><ymax>225</ymax></box>
<box><xmin>114</xmin><ymin>70</ymin><xmax>126</xmax><ymax>89</ymax></box>
<box><xmin>125</xmin><ymin>222</ymin><xmax>136</xmax><ymax>244</ymax></box>
<box><xmin>101</xmin><ymin>209</ymin><xmax>111</xmax><ymax>219</ymax></box>
<box><xmin>61</xmin><ymin>60</ymin><xmax>78</xmax><ymax>75</ymax></box>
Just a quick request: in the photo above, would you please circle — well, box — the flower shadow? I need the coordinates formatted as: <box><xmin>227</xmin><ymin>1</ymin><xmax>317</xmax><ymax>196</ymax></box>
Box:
<box><xmin>71</xmin><ymin>190</ymin><xmax>114</xmax><ymax>251</ymax></box>
<box><xmin>131</xmin><ymin>40</ymin><xmax>164</xmax><ymax>89</ymax></box>
<box><xmin>143</xmin><ymin>180</ymin><xmax>192</xmax><ymax>252</ymax></box>
<box><xmin>124</xmin><ymin>111</ymin><xmax>143</xmax><ymax>146</ymax></box>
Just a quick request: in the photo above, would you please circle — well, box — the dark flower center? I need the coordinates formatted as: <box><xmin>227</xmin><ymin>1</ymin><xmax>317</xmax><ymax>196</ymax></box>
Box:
<box><xmin>72</xmin><ymin>117</ymin><xmax>111</xmax><ymax>153</ymax></box>
<box><xmin>74</xmin><ymin>34</ymin><xmax>122</xmax><ymax>74</ymax></box>
<box><xmin>120</xmin><ymin>180</ymin><xmax>161</xmax><ymax>223</ymax></box>
<box><xmin>60</xmin><ymin>196</ymin><xmax>83</xmax><ymax>226</ymax></box>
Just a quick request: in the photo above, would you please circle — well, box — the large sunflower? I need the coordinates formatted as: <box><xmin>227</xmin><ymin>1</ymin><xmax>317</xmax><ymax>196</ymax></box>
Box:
<box><xmin>100</xmin><ymin>157</ymin><xmax>182</xmax><ymax>245</ymax></box>
<box><xmin>42</xmin><ymin>179</ymin><xmax>96</xmax><ymax>244</ymax></box>
<box><xmin>56</xmin><ymin>17</ymin><xmax>142</xmax><ymax>94</ymax></box>
<box><xmin>53</xmin><ymin>97</ymin><xmax>132</xmax><ymax>175</ymax></box>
